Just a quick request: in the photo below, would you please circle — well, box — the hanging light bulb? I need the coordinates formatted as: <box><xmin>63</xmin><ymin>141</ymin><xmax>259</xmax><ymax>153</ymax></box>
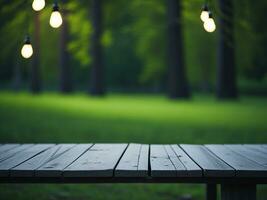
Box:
<box><xmin>21</xmin><ymin>36</ymin><xmax>33</xmax><ymax>59</ymax></box>
<box><xmin>200</xmin><ymin>4</ymin><xmax>209</xmax><ymax>22</ymax></box>
<box><xmin>49</xmin><ymin>2</ymin><xmax>63</xmax><ymax>28</ymax></box>
<box><xmin>32</xmin><ymin>0</ymin><xmax>45</xmax><ymax>11</ymax></box>
<box><xmin>203</xmin><ymin>12</ymin><xmax>216</xmax><ymax>33</ymax></box>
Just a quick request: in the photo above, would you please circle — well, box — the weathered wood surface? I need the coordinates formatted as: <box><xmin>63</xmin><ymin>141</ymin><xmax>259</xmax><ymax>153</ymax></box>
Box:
<box><xmin>171</xmin><ymin>145</ymin><xmax>202</xmax><ymax>177</ymax></box>
<box><xmin>0</xmin><ymin>144</ymin><xmax>34</xmax><ymax>163</ymax></box>
<box><xmin>150</xmin><ymin>145</ymin><xmax>177</xmax><ymax>177</ymax></box>
<box><xmin>0</xmin><ymin>144</ymin><xmax>53</xmax><ymax>176</ymax></box>
<box><xmin>225</xmin><ymin>145</ymin><xmax>267</xmax><ymax>167</ymax></box>
<box><xmin>0</xmin><ymin>144</ymin><xmax>20</xmax><ymax>153</ymax></box>
<box><xmin>64</xmin><ymin>144</ymin><xmax>127</xmax><ymax>177</ymax></box>
<box><xmin>115</xmin><ymin>144</ymin><xmax>148</xmax><ymax>177</ymax></box>
<box><xmin>245</xmin><ymin>145</ymin><xmax>267</xmax><ymax>154</ymax></box>
<box><xmin>36</xmin><ymin>144</ymin><xmax>91</xmax><ymax>177</ymax></box>
<box><xmin>11</xmin><ymin>144</ymin><xmax>75</xmax><ymax>177</ymax></box>
<box><xmin>137</xmin><ymin>144</ymin><xmax>149</xmax><ymax>176</ymax></box>
<box><xmin>0</xmin><ymin>143</ymin><xmax>266</xmax><ymax>181</ymax></box>
<box><xmin>180</xmin><ymin>144</ymin><xmax>235</xmax><ymax>177</ymax></box>
<box><xmin>206</xmin><ymin>145</ymin><xmax>267</xmax><ymax>177</ymax></box>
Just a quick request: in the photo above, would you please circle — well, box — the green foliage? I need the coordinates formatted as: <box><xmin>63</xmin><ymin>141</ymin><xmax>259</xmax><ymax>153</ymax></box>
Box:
<box><xmin>39</xmin><ymin>8</ymin><xmax>60</xmax><ymax>82</ymax></box>
<box><xmin>0</xmin><ymin>0</ymin><xmax>266</xmax><ymax>89</ymax></box>
<box><xmin>0</xmin><ymin>2</ymin><xmax>28</xmax><ymax>79</ymax></box>
<box><xmin>130</xmin><ymin>0</ymin><xmax>167</xmax><ymax>83</ymax></box>
<box><xmin>67</xmin><ymin>1</ymin><xmax>92</xmax><ymax>67</ymax></box>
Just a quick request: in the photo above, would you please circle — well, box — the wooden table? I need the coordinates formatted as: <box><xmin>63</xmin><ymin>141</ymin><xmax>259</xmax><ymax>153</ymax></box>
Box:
<box><xmin>0</xmin><ymin>143</ymin><xmax>266</xmax><ymax>200</ymax></box>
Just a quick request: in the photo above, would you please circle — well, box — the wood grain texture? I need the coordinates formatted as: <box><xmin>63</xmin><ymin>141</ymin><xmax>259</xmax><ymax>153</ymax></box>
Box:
<box><xmin>245</xmin><ymin>145</ymin><xmax>267</xmax><ymax>154</ymax></box>
<box><xmin>226</xmin><ymin>145</ymin><xmax>267</xmax><ymax>167</ymax></box>
<box><xmin>64</xmin><ymin>144</ymin><xmax>128</xmax><ymax>177</ymax></box>
<box><xmin>180</xmin><ymin>144</ymin><xmax>234</xmax><ymax>177</ymax></box>
<box><xmin>0</xmin><ymin>143</ymin><xmax>266</xmax><ymax>181</ymax></box>
<box><xmin>164</xmin><ymin>145</ymin><xmax>187</xmax><ymax>176</ymax></box>
<box><xmin>171</xmin><ymin>145</ymin><xmax>202</xmax><ymax>177</ymax></box>
<box><xmin>10</xmin><ymin>144</ymin><xmax>75</xmax><ymax>177</ymax></box>
<box><xmin>0</xmin><ymin>144</ymin><xmax>34</xmax><ymax>163</ymax></box>
<box><xmin>150</xmin><ymin>145</ymin><xmax>176</xmax><ymax>177</ymax></box>
<box><xmin>115</xmin><ymin>144</ymin><xmax>149</xmax><ymax>177</ymax></box>
<box><xmin>36</xmin><ymin>144</ymin><xmax>92</xmax><ymax>177</ymax></box>
<box><xmin>137</xmin><ymin>144</ymin><xmax>149</xmax><ymax>176</ymax></box>
<box><xmin>206</xmin><ymin>145</ymin><xmax>267</xmax><ymax>177</ymax></box>
<box><xmin>0</xmin><ymin>144</ymin><xmax>20</xmax><ymax>153</ymax></box>
<box><xmin>0</xmin><ymin>144</ymin><xmax>53</xmax><ymax>177</ymax></box>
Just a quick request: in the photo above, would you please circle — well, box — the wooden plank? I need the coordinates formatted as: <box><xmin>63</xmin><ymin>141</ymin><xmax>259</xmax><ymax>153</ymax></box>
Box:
<box><xmin>150</xmin><ymin>145</ymin><xmax>176</xmax><ymax>177</ymax></box>
<box><xmin>0</xmin><ymin>144</ymin><xmax>20</xmax><ymax>153</ymax></box>
<box><xmin>226</xmin><ymin>145</ymin><xmax>267</xmax><ymax>167</ymax></box>
<box><xmin>36</xmin><ymin>144</ymin><xmax>91</xmax><ymax>177</ymax></box>
<box><xmin>10</xmin><ymin>144</ymin><xmax>75</xmax><ymax>177</ymax></box>
<box><xmin>0</xmin><ymin>144</ymin><xmax>53</xmax><ymax>177</ymax></box>
<box><xmin>137</xmin><ymin>144</ymin><xmax>149</xmax><ymax>176</ymax></box>
<box><xmin>171</xmin><ymin>145</ymin><xmax>202</xmax><ymax>177</ymax></box>
<box><xmin>245</xmin><ymin>145</ymin><xmax>267</xmax><ymax>154</ymax></box>
<box><xmin>115</xmin><ymin>144</ymin><xmax>149</xmax><ymax>177</ymax></box>
<box><xmin>180</xmin><ymin>144</ymin><xmax>234</xmax><ymax>177</ymax></box>
<box><xmin>164</xmin><ymin>145</ymin><xmax>187</xmax><ymax>176</ymax></box>
<box><xmin>115</xmin><ymin>144</ymin><xmax>141</xmax><ymax>177</ymax></box>
<box><xmin>63</xmin><ymin>144</ymin><xmax>128</xmax><ymax>177</ymax></box>
<box><xmin>0</xmin><ymin>144</ymin><xmax>34</xmax><ymax>163</ymax></box>
<box><xmin>41</xmin><ymin>143</ymin><xmax>75</xmax><ymax>162</ymax></box>
<box><xmin>206</xmin><ymin>145</ymin><xmax>267</xmax><ymax>177</ymax></box>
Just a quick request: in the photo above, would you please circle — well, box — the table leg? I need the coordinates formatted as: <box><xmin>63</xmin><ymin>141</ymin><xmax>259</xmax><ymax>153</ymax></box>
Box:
<box><xmin>221</xmin><ymin>184</ymin><xmax>256</xmax><ymax>200</ymax></box>
<box><xmin>206</xmin><ymin>184</ymin><xmax>217</xmax><ymax>200</ymax></box>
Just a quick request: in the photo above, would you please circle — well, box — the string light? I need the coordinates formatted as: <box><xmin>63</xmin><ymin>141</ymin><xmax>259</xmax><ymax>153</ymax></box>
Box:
<box><xmin>49</xmin><ymin>2</ymin><xmax>63</xmax><ymax>28</ymax></box>
<box><xmin>21</xmin><ymin>36</ymin><xmax>33</xmax><ymax>59</ymax></box>
<box><xmin>32</xmin><ymin>0</ymin><xmax>45</xmax><ymax>11</ymax></box>
<box><xmin>203</xmin><ymin>12</ymin><xmax>216</xmax><ymax>33</ymax></box>
<box><xmin>200</xmin><ymin>4</ymin><xmax>209</xmax><ymax>22</ymax></box>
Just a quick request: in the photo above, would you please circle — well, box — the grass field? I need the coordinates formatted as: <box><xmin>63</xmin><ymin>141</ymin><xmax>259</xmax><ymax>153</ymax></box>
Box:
<box><xmin>0</xmin><ymin>92</ymin><xmax>266</xmax><ymax>200</ymax></box>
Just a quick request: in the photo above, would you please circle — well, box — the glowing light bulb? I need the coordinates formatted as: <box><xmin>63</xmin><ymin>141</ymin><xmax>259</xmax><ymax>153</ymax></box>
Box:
<box><xmin>21</xmin><ymin>36</ymin><xmax>33</xmax><ymax>59</ymax></box>
<box><xmin>203</xmin><ymin>13</ymin><xmax>216</xmax><ymax>33</ymax></box>
<box><xmin>32</xmin><ymin>0</ymin><xmax>45</xmax><ymax>11</ymax></box>
<box><xmin>49</xmin><ymin>3</ymin><xmax>62</xmax><ymax>28</ymax></box>
<box><xmin>200</xmin><ymin>5</ymin><xmax>209</xmax><ymax>22</ymax></box>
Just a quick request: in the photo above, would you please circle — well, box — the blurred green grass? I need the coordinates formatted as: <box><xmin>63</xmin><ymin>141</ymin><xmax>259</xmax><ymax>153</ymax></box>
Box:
<box><xmin>0</xmin><ymin>92</ymin><xmax>266</xmax><ymax>200</ymax></box>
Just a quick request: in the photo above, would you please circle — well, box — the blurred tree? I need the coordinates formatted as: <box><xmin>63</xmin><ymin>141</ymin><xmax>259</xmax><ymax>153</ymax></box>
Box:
<box><xmin>0</xmin><ymin>0</ymin><xmax>266</xmax><ymax>93</ymax></box>
<box><xmin>239</xmin><ymin>0</ymin><xmax>267</xmax><ymax>81</ymax></box>
<box><xmin>31</xmin><ymin>11</ymin><xmax>42</xmax><ymax>93</ymax></box>
<box><xmin>216</xmin><ymin>0</ymin><xmax>237</xmax><ymax>99</ymax></box>
<box><xmin>59</xmin><ymin>0</ymin><xmax>72</xmax><ymax>93</ymax></box>
<box><xmin>0</xmin><ymin>1</ymin><xmax>28</xmax><ymax>84</ymax></box>
<box><xmin>130</xmin><ymin>0</ymin><xmax>166</xmax><ymax>88</ymax></box>
<box><xmin>167</xmin><ymin>0</ymin><xmax>190</xmax><ymax>99</ymax></box>
<box><xmin>183</xmin><ymin>0</ymin><xmax>217</xmax><ymax>92</ymax></box>
<box><xmin>90</xmin><ymin>0</ymin><xmax>105</xmax><ymax>96</ymax></box>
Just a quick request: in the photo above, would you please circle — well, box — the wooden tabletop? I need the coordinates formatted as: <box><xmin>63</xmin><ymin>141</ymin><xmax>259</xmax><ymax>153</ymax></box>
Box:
<box><xmin>0</xmin><ymin>143</ymin><xmax>266</xmax><ymax>184</ymax></box>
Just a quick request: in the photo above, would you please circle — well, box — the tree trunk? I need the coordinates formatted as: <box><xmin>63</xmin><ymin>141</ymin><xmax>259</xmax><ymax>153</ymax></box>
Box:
<box><xmin>167</xmin><ymin>0</ymin><xmax>190</xmax><ymax>99</ymax></box>
<box><xmin>31</xmin><ymin>12</ymin><xmax>42</xmax><ymax>93</ymax></box>
<box><xmin>216</xmin><ymin>0</ymin><xmax>237</xmax><ymax>99</ymax></box>
<box><xmin>89</xmin><ymin>0</ymin><xmax>105</xmax><ymax>96</ymax></box>
<box><xmin>59</xmin><ymin>0</ymin><xmax>72</xmax><ymax>93</ymax></box>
